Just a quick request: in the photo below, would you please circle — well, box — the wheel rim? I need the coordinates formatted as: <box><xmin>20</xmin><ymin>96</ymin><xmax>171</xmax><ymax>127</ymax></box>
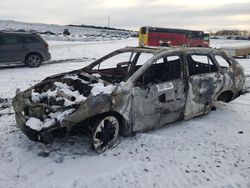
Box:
<box><xmin>27</xmin><ymin>55</ymin><xmax>41</xmax><ymax>67</ymax></box>
<box><xmin>93</xmin><ymin>116</ymin><xmax>119</xmax><ymax>153</ymax></box>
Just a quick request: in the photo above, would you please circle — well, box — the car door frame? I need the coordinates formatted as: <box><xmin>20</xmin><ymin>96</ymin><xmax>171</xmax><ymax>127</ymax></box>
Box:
<box><xmin>128</xmin><ymin>51</ymin><xmax>188</xmax><ymax>132</ymax></box>
<box><xmin>183</xmin><ymin>51</ymin><xmax>223</xmax><ymax>120</ymax></box>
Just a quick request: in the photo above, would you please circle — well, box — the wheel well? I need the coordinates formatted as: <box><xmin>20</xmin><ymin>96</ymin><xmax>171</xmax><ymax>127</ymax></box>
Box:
<box><xmin>196</xmin><ymin>45</ymin><xmax>203</xmax><ymax>47</ymax></box>
<box><xmin>25</xmin><ymin>52</ymin><xmax>43</xmax><ymax>62</ymax></box>
<box><xmin>160</xmin><ymin>43</ymin><xmax>169</xmax><ymax>47</ymax></box>
<box><xmin>89</xmin><ymin>111</ymin><xmax>129</xmax><ymax>136</ymax></box>
<box><xmin>217</xmin><ymin>90</ymin><xmax>234</xmax><ymax>103</ymax></box>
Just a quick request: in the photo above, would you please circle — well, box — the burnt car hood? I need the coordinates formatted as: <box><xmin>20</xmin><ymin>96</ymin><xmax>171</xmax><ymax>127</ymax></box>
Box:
<box><xmin>12</xmin><ymin>69</ymin><xmax>118</xmax><ymax>132</ymax></box>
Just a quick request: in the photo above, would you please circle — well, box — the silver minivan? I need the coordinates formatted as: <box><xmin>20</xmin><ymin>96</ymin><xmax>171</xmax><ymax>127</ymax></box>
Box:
<box><xmin>0</xmin><ymin>31</ymin><xmax>51</xmax><ymax>67</ymax></box>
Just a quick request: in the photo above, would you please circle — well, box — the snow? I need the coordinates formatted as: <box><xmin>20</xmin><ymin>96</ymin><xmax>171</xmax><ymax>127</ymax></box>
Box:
<box><xmin>0</xmin><ymin>38</ymin><xmax>250</xmax><ymax>188</ymax></box>
<box><xmin>26</xmin><ymin>109</ymin><xmax>75</xmax><ymax>131</ymax></box>
<box><xmin>90</xmin><ymin>82</ymin><xmax>117</xmax><ymax>96</ymax></box>
<box><xmin>31</xmin><ymin>80</ymin><xmax>87</xmax><ymax>106</ymax></box>
<box><xmin>26</xmin><ymin>117</ymin><xmax>43</xmax><ymax>131</ymax></box>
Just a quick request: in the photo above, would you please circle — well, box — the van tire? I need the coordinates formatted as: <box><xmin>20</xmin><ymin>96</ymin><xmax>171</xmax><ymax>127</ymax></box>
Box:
<box><xmin>25</xmin><ymin>53</ymin><xmax>42</xmax><ymax>68</ymax></box>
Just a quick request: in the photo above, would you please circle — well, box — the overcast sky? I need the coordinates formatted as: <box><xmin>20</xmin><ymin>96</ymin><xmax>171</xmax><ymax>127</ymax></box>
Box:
<box><xmin>0</xmin><ymin>0</ymin><xmax>250</xmax><ymax>31</ymax></box>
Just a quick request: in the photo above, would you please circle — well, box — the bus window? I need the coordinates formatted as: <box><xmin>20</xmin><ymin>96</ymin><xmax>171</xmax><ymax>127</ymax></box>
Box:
<box><xmin>203</xmin><ymin>34</ymin><xmax>210</xmax><ymax>42</ymax></box>
<box><xmin>140</xmin><ymin>27</ymin><xmax>146</xmax><ymax>34</ymax></box>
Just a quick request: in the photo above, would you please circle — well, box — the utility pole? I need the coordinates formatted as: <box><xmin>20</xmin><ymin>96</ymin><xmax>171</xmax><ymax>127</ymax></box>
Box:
<box><xmin>108</xmin><ymin>16</ymin><xmax>110</xmax><ymax>28</ymax></box>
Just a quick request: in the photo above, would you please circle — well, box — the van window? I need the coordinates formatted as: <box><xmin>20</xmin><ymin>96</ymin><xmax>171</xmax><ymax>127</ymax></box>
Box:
<box><xmin>140</xmin><ymin>27</ymin><xmax>146</xmax><ymax>34</ymax></box>
<box><xmin>22</xmin><ymin>36</ymin><xmax>40</xmax><ymax>43</ymax></box>
<box><xmin>2</xmin><ymin>35</ymin><xmax>21</xmax><ymax>45</ymax></box>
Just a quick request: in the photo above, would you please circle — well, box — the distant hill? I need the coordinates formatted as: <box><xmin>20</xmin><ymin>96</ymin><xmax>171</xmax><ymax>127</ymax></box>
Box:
<box><xmin>214</xmin><ymin>29</ymin><xmax>250</xmax><ymax>36</ymax></box>
<box><xmin>67</xmin><ymin>24</ymin><xmax>134</xmax><ymax>32</ymax></box>
<box><xmin>0</xmin><ymin>20</ymin><xmax>138</xmax><ymax>42</ymax></box>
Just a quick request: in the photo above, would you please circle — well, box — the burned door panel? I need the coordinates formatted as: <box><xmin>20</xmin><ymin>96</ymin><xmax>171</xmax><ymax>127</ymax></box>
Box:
<box><xmin>131</xmin><ymin>86</ymin><xmax>158</xmax><ymax>132</ymax></box>
<box><xmin>184</xmin><ymin>54</ymin><xmax>223</xmax><ymax>119</ymax></box>
<box><xmin>131</xmin><ymin>54</ymin><xmax>187</xmax><ymax>132</ymax></box>
<box><xmin>156</xmin><ymin>79</ymin><xmax>187</xmax><ymax>126</ymax></box>
<box><xmin>132</xmin><ymin>79</ymin><xmax>187</xmax><ymax>132</ymax></box>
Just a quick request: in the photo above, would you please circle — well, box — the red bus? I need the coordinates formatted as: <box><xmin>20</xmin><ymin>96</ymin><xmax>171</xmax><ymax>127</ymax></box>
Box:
<box><xmin>139</xmin><ymin>26</ymin><xmax>210</xmax><ymax>48</ymax></box>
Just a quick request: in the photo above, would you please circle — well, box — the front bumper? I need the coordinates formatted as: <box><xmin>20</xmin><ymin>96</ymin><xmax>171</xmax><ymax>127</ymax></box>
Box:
<box><xmin>14</xmin><ymin>110</ymin><xmax>57</xmax><ymax>145</ymax></box>
<box><xmin>12</xmin><ymin>92</ymin><xmax>64</xmax><ymax>145</ymax></box>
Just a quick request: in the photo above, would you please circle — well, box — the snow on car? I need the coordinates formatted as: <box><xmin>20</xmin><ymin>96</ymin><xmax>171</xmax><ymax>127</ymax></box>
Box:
<box><xmin>12</xmin><ymin>46</ymin><xmax>246</xmax><ymax>153</ymax></box>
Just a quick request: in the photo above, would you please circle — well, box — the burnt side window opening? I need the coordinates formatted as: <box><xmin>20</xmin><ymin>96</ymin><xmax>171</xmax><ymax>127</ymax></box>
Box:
<box><xmin>214</xmin><ymin>55</ymin><xmax>231</xmax><ymax>68</ymax></box>
<box><xmin>135</xmin><ymin>55</ymin><xmax>182</xmax><ymax>86</ymax></box>
<box><xmin>187</xmin><ymin>54</ymin><xmax>218</xmax><ymax>76</ymax></box>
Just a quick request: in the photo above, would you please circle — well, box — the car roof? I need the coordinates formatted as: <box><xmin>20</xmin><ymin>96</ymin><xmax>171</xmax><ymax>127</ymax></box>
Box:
<box><xmin>118</xmin><ymin>46</ymin><xmax>224</xmax><ymax>55</ymax></box>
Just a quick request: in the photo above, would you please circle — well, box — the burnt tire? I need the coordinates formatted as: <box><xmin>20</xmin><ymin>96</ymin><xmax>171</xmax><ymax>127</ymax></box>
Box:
<box><xmin>25</xmin><ymin>53</ymin><xmax>42</xmax><ymax>68</ymax></box>
<box><xmin>92</xmin><ymin>116</ymin><xmax>119</xmax><ymax>153</ymax></box>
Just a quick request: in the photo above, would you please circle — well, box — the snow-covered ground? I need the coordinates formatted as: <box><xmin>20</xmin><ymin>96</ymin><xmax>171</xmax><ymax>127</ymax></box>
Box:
<box><xmin>0</xmin><ymin>38</ymin><xmax>250</xmax><ymax>188</ymax></box>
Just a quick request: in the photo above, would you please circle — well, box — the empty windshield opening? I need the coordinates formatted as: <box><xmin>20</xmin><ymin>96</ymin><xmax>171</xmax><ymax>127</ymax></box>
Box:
<box><xmin>89</xmin><ymin>51</ymin><xmax>154</xmax><ymax>83</ymax></box>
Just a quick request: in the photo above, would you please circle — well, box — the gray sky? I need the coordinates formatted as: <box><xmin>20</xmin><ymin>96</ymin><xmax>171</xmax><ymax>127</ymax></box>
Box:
<box><xmin>0</xmin><ymin>0</ymin><xmax>250</xmax><ymax>31</ymax></box>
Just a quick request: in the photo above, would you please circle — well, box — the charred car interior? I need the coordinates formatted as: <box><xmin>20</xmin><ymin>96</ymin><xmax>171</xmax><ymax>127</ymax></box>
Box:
<box><xmin>12</xmin><ymin>46</ymin><xmax>246</xmax><ymax>153</ymax></box>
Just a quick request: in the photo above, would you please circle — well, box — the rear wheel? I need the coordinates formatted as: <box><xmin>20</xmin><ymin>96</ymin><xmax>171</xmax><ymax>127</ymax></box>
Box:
<box><xmin>25</xmin><ymin>53</ymin><xmax>42</xmax><ymax>68</ymax></box>
<box><xmin>160</xmin><ymin>43</ymin><xmax>169</xmax><ymax>47</ymax></box>
<box><xmin>92</xmin><ymin>116</ymin><xmax>120</xmax><ymax>153</ymax></box>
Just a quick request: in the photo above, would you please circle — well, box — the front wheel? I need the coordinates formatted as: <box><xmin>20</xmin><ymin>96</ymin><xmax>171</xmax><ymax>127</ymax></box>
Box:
<box><xmin>25</xmin><ymin>54</ymin><xmax>42</xmax><ymax>68</ymax></box>
<box><xmin>92</xmin><ymin>116</ymin><xmax>120</xmax><ymax>153</ymax></box>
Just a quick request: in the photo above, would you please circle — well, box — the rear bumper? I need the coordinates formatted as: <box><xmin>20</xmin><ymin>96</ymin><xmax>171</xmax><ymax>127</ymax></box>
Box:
<box><xmin>43</xmin><ymin>51</ymin><xmax>51</xmax><ymax>62</ymax></box>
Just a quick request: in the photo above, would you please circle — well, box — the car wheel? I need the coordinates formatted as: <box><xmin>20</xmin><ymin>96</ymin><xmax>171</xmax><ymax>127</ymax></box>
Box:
<box><xmin>25</xmin><ymin>54</ymin><xmax>42</xmax><ymax>68</ymax></box>
<box><xmin>92</xmin><ymin>116</ymin><xmax>119</xmax><ymax>153</ymax></box>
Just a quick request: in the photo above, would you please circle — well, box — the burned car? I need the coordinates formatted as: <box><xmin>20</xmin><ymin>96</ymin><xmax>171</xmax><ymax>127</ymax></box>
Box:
<box><xmin>12</xmin><ymin>47</ymin><xmax>245</xmax><ymax>153</ymax></box>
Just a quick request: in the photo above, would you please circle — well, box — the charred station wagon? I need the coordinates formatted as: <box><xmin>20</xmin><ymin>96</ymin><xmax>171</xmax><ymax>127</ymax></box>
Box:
<box><xmin>12</xmin><ymin>47</ymin><xmax>245</xmax><ymax>153</ymax></box>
